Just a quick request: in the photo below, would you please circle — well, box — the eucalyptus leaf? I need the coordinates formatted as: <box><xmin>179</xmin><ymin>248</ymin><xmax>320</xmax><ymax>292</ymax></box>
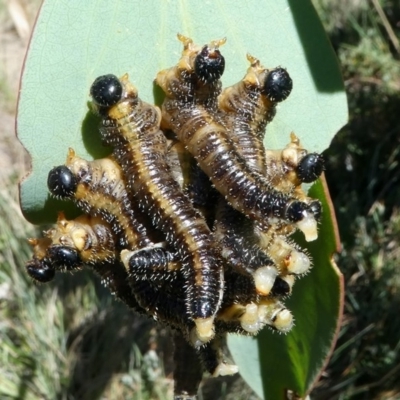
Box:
<box><xmin>228</xmin><ymin>178</ymin><xmax>343</xmax><ymax>399</ymax></box>
<box><xmin>17</xmin><ymin>0</ymin><xmax>347</xmax><ymax>224</ymax></box>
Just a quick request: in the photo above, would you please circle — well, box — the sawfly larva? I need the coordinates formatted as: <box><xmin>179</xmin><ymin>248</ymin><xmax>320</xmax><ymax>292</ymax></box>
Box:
<box><xmin>48</xmin><ymin>150</ymin><xmax>157</xmax><ymax>249</ymax></box>
<box><xmin>26</xmin><ymin>213</ymin><xmax>143</xmax><ymax>312</ymax></box>
<box><xmin>90</xmin><ymin>73</ymin><xmax>224</xmax><ymax>343</ymax></box>
<box><xmin>156</xmin><ymin>35</ymin><xmax>319</xmax><ymax>240</ymax></box>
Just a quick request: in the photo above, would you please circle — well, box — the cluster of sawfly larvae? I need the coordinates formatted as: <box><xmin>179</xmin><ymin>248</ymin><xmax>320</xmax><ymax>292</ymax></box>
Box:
<box><xmin>25</xmin><ymin>35</ymin><xmax>324</xmax><ymax>378</ymax></box>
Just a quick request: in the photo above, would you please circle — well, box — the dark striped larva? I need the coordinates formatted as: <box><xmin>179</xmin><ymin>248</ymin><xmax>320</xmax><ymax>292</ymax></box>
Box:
<box><xmin>166</xmin><ymin>138</ymin><xmax>217</xmax><ymax>225</ymax></box>
<box><xmin>161</xmin><ymin>36</ymin><xmax>223</xmax><ymax>224</ymax></box>
<box><xmin>157</xmin><ymin>34</ymin><xmax>226</xmax><ymax>113</ymax></box>
<box><xmin>218</xmin><ymin>54</ymin><xmax>293</xmax><ymax>174</ymax></box>
<box><xmin>26</xmin><ymin>213</ymin><xmax>112</xmax><ymax>280</ymax></box>
<box><xmin>254</xmin><ymin>133</ymin><xmax>324</xmax><ymax>270</ymax></box>
<box><xmin>262</xmin><ymin>134</ymin><xmax>324</xmax><ymax>236</ymax></box>
<box><xmin>217</xmin><ymin>55</ymin><xmax>321</xmax><ymax>240</ymax></box>
<box><xmin>265</xmin><ymin>133</ymin><xmax>324</xmax><ymax>198</ymax></box>
<box><xmin>48</xmin><ymin>213</ymin><xmax>116</xmax><ymax>264</ymax></box>
<box><xmin>213</xmin><ymin>55</ymin><xmax>294</xmax><ymax>292</ymax></box>
<box><xmin>26</xmin><ymin>213</ymin><xmax>143</xmax><ymax>312</ymax></box>
<box><xmin>124</xmin><ymin>265</ymin><xmax>189</xmax><ymax>331</ymax></box>
<box><xmin>214</xmin><ymin>199</ymin><xmax>281</xmax><ymax>296</ymax></box>
<box><xmin>24</xmin><ymin>35</ymin><xmax>328</xmax><ymax>389</ymax></box>
<box><xmin>90</xmin><ymin>73</ymin><xmax>224</xmax><ymax>343</ymax></box>
<box><xmin>48</xmin><ymin>149</ymin><xmax>156</xmax><ymax>249</ymax></box>
<box><xmin>156</xmin><ymin>35</ymin><xmax>319</xmax><ymax>240</ymax></box>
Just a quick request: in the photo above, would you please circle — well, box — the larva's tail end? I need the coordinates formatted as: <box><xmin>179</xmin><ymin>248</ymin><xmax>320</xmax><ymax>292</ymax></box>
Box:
<box><xmin>192</xmin><ymin>317</ymin><xmax>215</xmax><ymax>345</ymax></box>
<box><xmin>212</xmin><ymin>362</ymin><xmax>239</xmax><ymax>377</ymax></box>
<box><xmin>120</xmin><ymin>249</ymin><xmax>133</xmax><ymax>273</ymax></box>
<box><xmin>253</xmin><ymin>266</ymin><xmax>278</xmax><ymax>296</ymax></box>
<box><xmin>296</xmin><ymin>214</ymin><xmax>318</xmax><ymax>242</ymax></box>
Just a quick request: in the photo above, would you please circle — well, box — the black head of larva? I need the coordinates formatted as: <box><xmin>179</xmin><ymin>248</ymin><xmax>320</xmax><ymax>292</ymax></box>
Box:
<box><xmin>90</xmin><ymin>74</ymin><xmax>123</xmax><ymax>108</ymax></box>
<box><xmin>26</xmin><ymin>258</ymin><xmax>55</xmax><ymax>283</ymax></box>
<box><xmin>47</xmin><ymin>166</ymin><xmax>77</xmax><ymax>198</ymax></box>
<box><xmin>47</xmin><ymin>245</ymin><xmax>79</xmax><ymax>270</ymax></box>
<box><xmin>296</xmin><ymin>153</ymin><xmax>325</xmax><ymax>183</ymax></box>
<box><xmin>263</xmin><ymin>68</ymin><xmax>293</xmax><ymax>102</ymax></box>
<box><xmin>286</xmin><ymin>201</ymin><xmax>309</xmax><ymax>223</ymax></box>
<box><xmin>194</xmin><ymin>46</ymin><xmax>225</xmax><ymax>84</ymax></box>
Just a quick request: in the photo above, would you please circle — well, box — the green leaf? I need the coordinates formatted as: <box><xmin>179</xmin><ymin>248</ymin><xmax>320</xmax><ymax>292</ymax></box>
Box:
<box><xmin>17</xmin><ymin>0</ymin><xmax>347</xmax><ymax>224</ymax></box>
<box><xmin>227</xmin><ymin>178</ymin><xmax>344</xmax><ymax>399</ymax></box>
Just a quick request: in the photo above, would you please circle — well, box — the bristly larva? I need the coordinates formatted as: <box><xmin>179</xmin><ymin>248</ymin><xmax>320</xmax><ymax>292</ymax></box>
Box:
<box><xmin>218</xmin><ymin>54</ymin><xmax>293</xmax><ymax>174</ymax></box>
<box><xmin>214</xmin><ymin>198</ymin><xmax>282</xmax><ymax>295</ymax></box>
<box><xmin>48</xmin><ymin>150</ymin><xmax>181</xmax><ymax>279</ymax></box>
<box><xmin>166</xmin><ymin>138</ymin><xmax>217</xmax><ymax>225</ymax></box>
<box><xmin>214</xmin><ymin>54</ymin><xmax>294</xmax><ymax>291</ymax></box>
<box><xmin>26</xmin><ymin>236</ymin><xmax>55</xmax><ymax>283</ymax></box>
<box><xmin>24</xmin><ymin>34</ymin><xmax>327</xmax><ymax>388</ymax></box>
<box><xmin>121</xmin><ymin>246</ymin><xmax>180</xmax><ymax>286</ymax></box>
<box><xmin>121</xmin><ymin>247</ymin><xmax>201</xmax><ymax>339</ymax></box>
<box><xmin>47</xmin><ymin>149</ymin><xmax>159</xmax><ymax>249</ymax></box>
<box><xmin>90</xmin><ymin>73</ymin><xmax>224</xmax><ymax>343</ymax></box>
<box><xmin>264</xmin><ymin>133</ymin><xmax>324</xmax><ymax>198</ymax></box>
<box><xmin>263</xmin><ymin>133</ymin><xmax>324</xmax><ymax>240</ymax></box>
<box><xmin>156</xmin><ymin>35</ymin><xmax>319</xmax><ymax>240</ymax></box>
<box><xmin>26</xmin><ymin>213</ymin><xmax>144</xmax><ymax>312</ymax></box>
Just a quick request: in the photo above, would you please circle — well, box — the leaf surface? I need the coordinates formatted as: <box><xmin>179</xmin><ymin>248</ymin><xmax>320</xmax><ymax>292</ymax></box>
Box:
<box><xmin>17</xmin><ymin>0</ymin><xmax>347</xmax><ymax>223</ymax></box>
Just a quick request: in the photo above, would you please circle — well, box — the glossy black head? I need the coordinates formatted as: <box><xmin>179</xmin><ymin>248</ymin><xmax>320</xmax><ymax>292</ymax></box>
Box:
<box><xmin>90</xmin><ymin>74</ymin><xmax>123</xmax><ymax>108</ymax></box>
<box><xmin>296</xmin><ymin>153</ymin><xmax>325</xmax><ymax>183</ymax></box>
<box><xmin>286</xmin><ymin>201</ymin><xmax>308</xmax><ymax>222</ymax></box>
<box><xmin>47</xmin><ymin>166</ymin><xmax>77</xmax><ymax>198</ymax></box>
<box><xmin>194</xmin><ymin>46</ymin><xmax>225</xmax><ymax>84</ymax></box>
<box><xmin>26</xmin><ymin>258</ymin><xmax>55</xmax><ymax>283</ymax></box>
<box><xmin>263</xmin><ymin>68</ymin><xmax>293</xmax><ymax>102</ymax></box>
<box><xmin>47</xmin><ymin>245</ymin><xmax>79</xmax><ymax>270</ymax></box>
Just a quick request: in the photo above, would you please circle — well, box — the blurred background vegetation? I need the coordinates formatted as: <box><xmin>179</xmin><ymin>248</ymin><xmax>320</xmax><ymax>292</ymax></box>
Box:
<box><xmin>1</xmin><ymin>0</ymin><xmax>400</xmax><ymax>399</ymax></box>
